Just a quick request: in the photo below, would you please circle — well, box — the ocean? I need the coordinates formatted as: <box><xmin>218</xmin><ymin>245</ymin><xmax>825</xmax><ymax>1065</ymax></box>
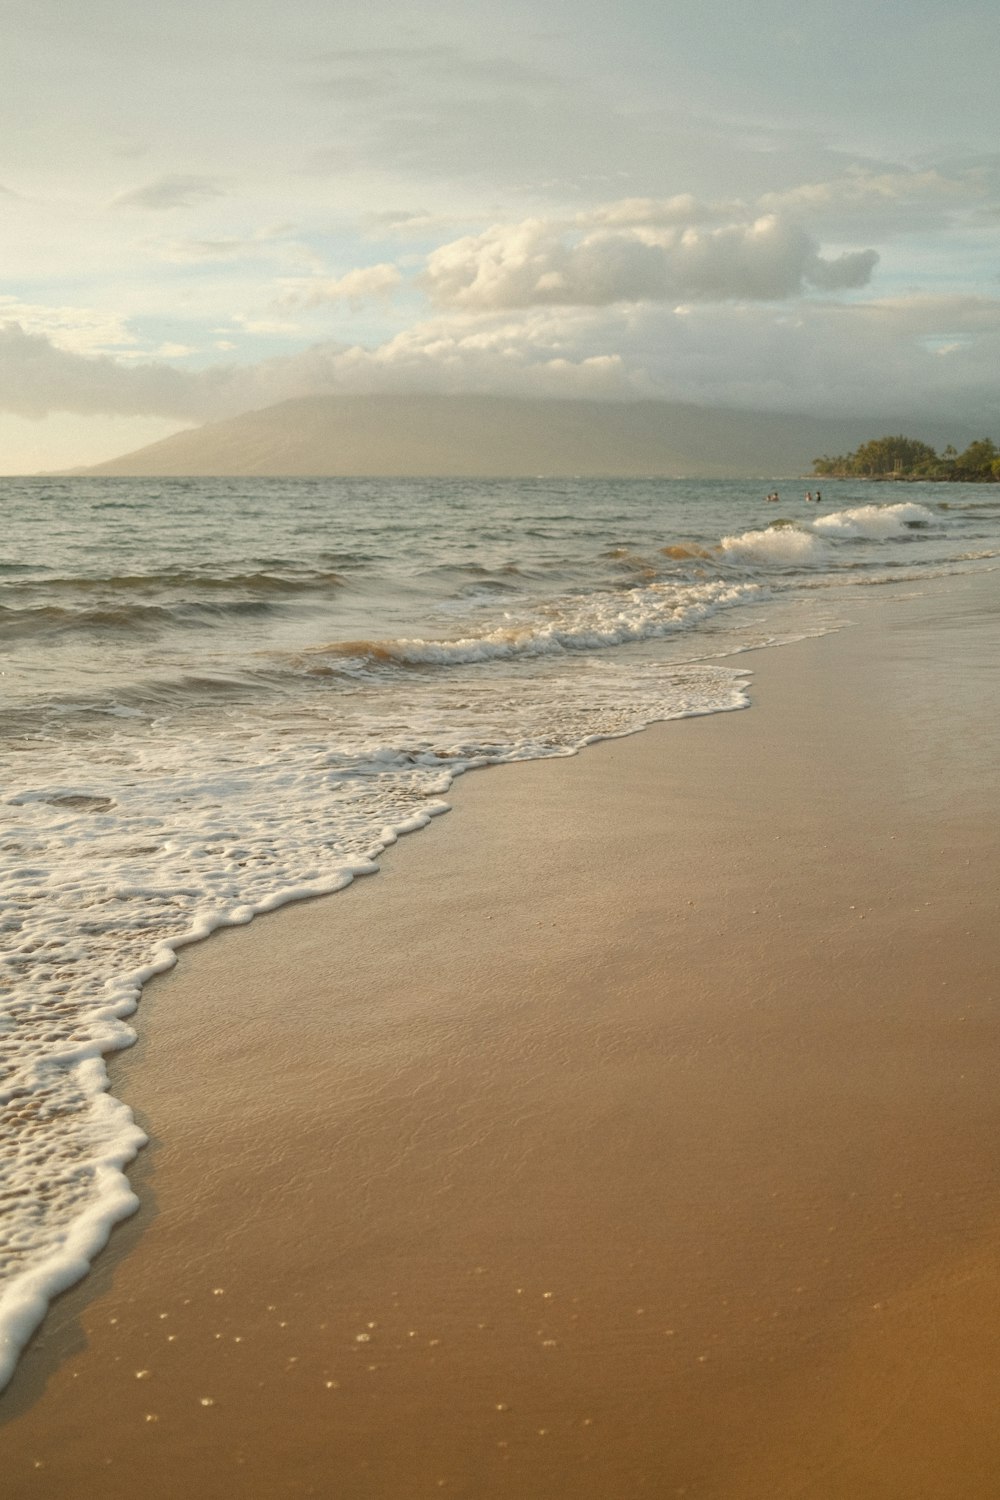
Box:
<box><xmin>2</xmin><ymin>473</ymin><xmax>998</xmax><ymax>1390</ymax></box>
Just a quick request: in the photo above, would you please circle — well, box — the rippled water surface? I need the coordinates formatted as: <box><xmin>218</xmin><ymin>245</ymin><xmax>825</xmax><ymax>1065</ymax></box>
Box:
<box><xmin>1</xmin><ymin>473</ymin><xmax>997</xmax><ymax>1389</ymax></box>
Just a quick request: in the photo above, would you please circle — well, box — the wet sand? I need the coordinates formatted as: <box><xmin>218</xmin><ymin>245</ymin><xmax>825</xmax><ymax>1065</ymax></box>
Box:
<box><xmin>3</xmin><ymin>570</ymin><xmax>1000</xmax><ymax>1498</ymax></box>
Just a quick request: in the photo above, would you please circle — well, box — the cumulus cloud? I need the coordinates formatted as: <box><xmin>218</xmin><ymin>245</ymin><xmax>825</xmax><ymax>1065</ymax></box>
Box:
<box><xmin>278</xmin><ymin>263</ymin><xmax>402</xmax><ymax>308</ymax></box>
<box><xmin>0</xmin><ymin>312</ymin><xmax>634</xmax><ymax>422</ymax></box>
<box><xmin>5</xmin><ymin>293</ymin><xmax>1000</xmax><ymax>430</ymax></box>
<box><xmin>420</xmin><ymin>213</ymin><xmax>878</xmax><ymax>309</ymax></box>
<box><xmin>0</xmin><ymin>322</ymin><xmax>212</xmax><ymax>419</ymax></box>
<box><xmin>628</xmin><ymin>296</ymin><xmax>1000</xmax><ymax>423</ymax></box>
<box><xmin>0</xmin><ymin>298</ymin><xmax>138</xmax><ymax>356</ymax></box>
<box><xmin>341</xmin><ymin>295</ymin><xmax>1000</xmax><ymax>422</ymax></box>
<box><xmin>112</xmin><ymin>174</ymin><xmax>229</xmax><ymax>210</ymax></box>
<box><xmin>806</xmin><ymin>249</ymin><xmax>880</xmax><ymax>290</ymax></box>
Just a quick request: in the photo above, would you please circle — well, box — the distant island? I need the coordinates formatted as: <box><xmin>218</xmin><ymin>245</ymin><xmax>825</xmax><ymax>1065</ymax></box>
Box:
<box><xmin>62</xmin><ymin>395</ymin><xmax>980</xmax><ymax>481</ymax></box>
<box><xmin>813</xmin><ymin>434</ymin><xmax>1000</xmax><ymax>481</ymax></box>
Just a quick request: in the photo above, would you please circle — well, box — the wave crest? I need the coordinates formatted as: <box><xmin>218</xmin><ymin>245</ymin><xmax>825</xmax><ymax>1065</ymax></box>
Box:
<box><xmin>812</xmin><ymin>502</ymin><xmax>935</xmax><ymax>538</ymax></box>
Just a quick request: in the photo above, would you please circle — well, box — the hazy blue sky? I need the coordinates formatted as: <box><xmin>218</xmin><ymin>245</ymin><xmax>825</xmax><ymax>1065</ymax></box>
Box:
<box><xmin>3</xmin><ymin>0</ymin><xmax>1000</xmax><ymax>468</ymax></box>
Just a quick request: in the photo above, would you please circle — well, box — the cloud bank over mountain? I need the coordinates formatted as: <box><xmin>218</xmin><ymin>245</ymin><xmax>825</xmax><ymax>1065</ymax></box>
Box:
<box><xmin>3</xmin><ymin>1</ymin><xmax>1000</xmax><ymax>468</ymax></box>
<box><xmin>4</xmin><ymin>284</ymin><xmax>1000</xmax><ymax>438</ymax></box>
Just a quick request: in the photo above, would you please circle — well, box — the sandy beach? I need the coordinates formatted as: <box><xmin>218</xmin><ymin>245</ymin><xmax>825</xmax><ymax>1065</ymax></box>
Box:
<box><xmin>3</xmin><ymin>568</ymin><xmax>999</xmax><ymax>1498</ymax></box>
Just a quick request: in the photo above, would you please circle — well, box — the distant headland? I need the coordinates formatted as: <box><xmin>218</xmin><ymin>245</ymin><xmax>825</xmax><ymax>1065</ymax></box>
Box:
<box><xmin>56</xmin><ymin>395</ymin><xmax>980</xmax><ymax>481</ymax></box>
<box><xmin>813</xmin><ymin>435</ymin><xmax>1000</xmax><ymax>481</ymax></box>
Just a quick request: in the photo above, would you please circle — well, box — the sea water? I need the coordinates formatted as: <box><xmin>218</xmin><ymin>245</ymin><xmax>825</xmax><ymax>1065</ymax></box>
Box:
<box><xmin>2</xmin><ymin>474</ymin><xmax>998</xmax><ymax>1389</ymax></box>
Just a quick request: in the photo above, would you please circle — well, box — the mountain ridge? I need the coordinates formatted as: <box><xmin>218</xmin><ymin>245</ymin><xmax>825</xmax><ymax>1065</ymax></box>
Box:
<box><xmin>69</xmin><ymin>393</ymin><xmax>978</xmax><ymax>480</ymax></box>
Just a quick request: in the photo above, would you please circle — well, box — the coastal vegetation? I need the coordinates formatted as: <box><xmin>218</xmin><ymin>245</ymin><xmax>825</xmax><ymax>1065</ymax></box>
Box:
<box><xmin>812</xmin><ymin>435</ymin><xmax>1000</xmax><ymax>481</ymax></box>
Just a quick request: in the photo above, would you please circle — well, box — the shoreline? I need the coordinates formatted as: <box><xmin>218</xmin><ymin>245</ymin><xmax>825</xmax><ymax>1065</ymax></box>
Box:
<box><xmin>3</xmin><ymin>569</ymin><xmax>1000</xmax><ymax>1497</ymax></box>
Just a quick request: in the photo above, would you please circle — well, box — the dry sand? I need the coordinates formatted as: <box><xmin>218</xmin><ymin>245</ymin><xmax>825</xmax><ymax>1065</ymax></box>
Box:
<box><xmin>3</xmin><ymin>570</ymin><xmax>999</xmax><ymax>1498</ymax></box>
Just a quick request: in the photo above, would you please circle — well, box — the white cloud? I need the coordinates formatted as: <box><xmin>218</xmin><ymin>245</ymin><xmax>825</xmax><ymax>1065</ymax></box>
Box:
<box><xmin>584</xmin><ymin>195</ymin><xmax>744</xmax><ymax>228</ymax></box>
<box><xmin>420</xmin><ymin>213</ymin><xmax>877</xmax><ymax>309</ymax></box>
<box><xmin>761</xmin><ymin>169</ymin><xmax>962</xmax><ymax>216</ymax></box>
<box><xmin>0</xmin><ymin>322</ymin><xmax>213</xmax><ymax>419</ymax></box>
<box><xmin>360</xmin><ymin>207</ymin><xmax>444</xmax><ymax>237</ymax></box>
<box><xmin>278</xmin><ymin>263</ymin><xmax>402</xmax><ymax>308</ymax></box>
<box><xmin>0</xmin><ymin>298</ymin><xmax>138</xmax><ymax>355</ymax></box>
<box><xmin>147</xmin><ymin>225</ymin><xmax>320</xmax><ymax>270</ymax></box>
<box><xmin>112</xmin><ymin>174</ymin><xmax>229</xmax><ymax>210</ymax></box>
<box><xmin>155</xmin><ymin>238</ymin><xmax>256</xmax><ymax>263</ymax></box>
<box><xmin>807</xmin><ymin>249</ymin><xmax>880</xmax><ymax>291</ymax></box>
<box><xmin>6</xmin><ymin>292</ymin><xmax>1000</xmax><ymax>432</ymax></box>
<box><xmin>757</xmin><ymin>161</ymin><xmax>1000</xmax><ymax>237</ymax></box>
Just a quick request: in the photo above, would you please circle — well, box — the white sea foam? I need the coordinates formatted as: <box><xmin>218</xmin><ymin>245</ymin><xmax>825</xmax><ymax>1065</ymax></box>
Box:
<box><xmin>812</xmin><ymin>501</ymin><xmax>935</xmax><ymax>539</ymax></box>
<box><xmin>719</xmin><ymin>501</ymin><xmax>937</xmax><ymax>564</ymax></box>
<box><xmin>0</xmin><ymin>1089</ymin><xmax>146</xmax><ymax>1393</ymax></box>
<box><xmin>718</xmin><ymin>526</ymin><xmax>823</xmax><ymax>565</ymax></box>
<box><xmin>315</xmin><ymin>578</ymin><xmax>763</xmax><ymax>668</ymax></box>
<box><xmin>0</xmin><ymin>656</ymin><xmax>750</xmax><ymax>1391</ymax></box>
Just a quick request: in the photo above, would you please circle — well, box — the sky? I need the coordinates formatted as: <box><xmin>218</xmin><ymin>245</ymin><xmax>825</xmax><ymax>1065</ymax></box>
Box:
<box><xmin>3</xmin><ymin>0</ymin><xmax>1000</xmax><ymax>470</ymax></box>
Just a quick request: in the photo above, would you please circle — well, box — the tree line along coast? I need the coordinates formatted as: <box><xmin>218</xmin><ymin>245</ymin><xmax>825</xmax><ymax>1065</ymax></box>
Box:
<box><xmin>811</xmin><ymin>435</ymin><xmax>1000</xmax><ymax>481</ymax></box>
